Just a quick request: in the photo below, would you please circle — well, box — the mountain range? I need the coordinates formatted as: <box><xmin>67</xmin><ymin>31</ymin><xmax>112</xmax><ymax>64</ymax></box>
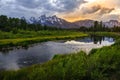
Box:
<box><xmin>28</xmin><ymin>15</ymin><xmax>120</xmax><ymax>29</ymax></box>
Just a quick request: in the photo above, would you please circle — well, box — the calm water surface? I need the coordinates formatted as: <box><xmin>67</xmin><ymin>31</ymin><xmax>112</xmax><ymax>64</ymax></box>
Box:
<box><xmin>0</xmin><ymin>36</ymin><xmax>115</xmax><ymax>70</ymax></box>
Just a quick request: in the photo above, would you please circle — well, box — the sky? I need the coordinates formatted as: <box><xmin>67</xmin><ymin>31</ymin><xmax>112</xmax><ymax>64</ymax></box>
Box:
<box><xmin>0</xmin><ymin>0</ymin><xmax>120</xmax><ymax>22</ymax></box>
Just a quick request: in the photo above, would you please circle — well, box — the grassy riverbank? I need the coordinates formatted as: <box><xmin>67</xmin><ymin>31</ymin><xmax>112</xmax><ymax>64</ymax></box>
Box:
<box><xmin>0</xmin><ymin>30</ymin><xmax>88</xmax><ymax>49</ymax></box>
<box><xmin>0</xmin><ymin>32</ymin><xmax>120</xmax><ymax>80</ymax></box>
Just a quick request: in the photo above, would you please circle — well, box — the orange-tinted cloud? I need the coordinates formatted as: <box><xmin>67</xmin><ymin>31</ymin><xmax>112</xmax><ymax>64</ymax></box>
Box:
<box><xmin>0</xmin><ymin>0</ymin><xmax>120</xmax><ymax>21</ymax></box>
<box><xmin>57</xmin><ymin>0</ymin><xmax>120</xmax><ymax>22</ymax></box>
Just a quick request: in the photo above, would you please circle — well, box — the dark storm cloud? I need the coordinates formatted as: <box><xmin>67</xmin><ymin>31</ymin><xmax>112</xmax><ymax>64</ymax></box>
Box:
<box><xmin>81</xmin><ymin>5</ymin><xmax>101</xmax><ymax>14</ymax></box>
<box><xmin>52</xmin><ymin>0</ymin><xmax>85</xmax><ymax>12</ymax></box>
<box><xmin>15</xmin><ymin>0</ymin><xmax>85</xmax><ymax>12</ymax></box>
<box><xmin>0</xmin><ymin>0</ymin><xmax>85</xmax><ymax>18</ymax></box>
<box><xmin>98</xmin><ymin>7</ymin><xmax>114</xmax><ymax>15</ymax></box>
<box><xmin>81</xmin><ymin>4</ymin><xmax>114</xmax><ymax>15</ymax></box>
<box><xmin>15</xmin><ymin>0</ymin><xmax>48</xmax><ymax>9</ymax></box>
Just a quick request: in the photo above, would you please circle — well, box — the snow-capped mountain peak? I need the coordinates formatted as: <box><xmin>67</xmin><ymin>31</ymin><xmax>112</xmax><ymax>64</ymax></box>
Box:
<box><xmin>28</xmin><ymin>15</ymin><xmax>120</xmax><ymax>29</ymax></box>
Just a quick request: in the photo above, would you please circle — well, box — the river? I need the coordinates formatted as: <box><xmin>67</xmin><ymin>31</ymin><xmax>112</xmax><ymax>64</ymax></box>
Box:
<box><xmin>0</xmin><ymin>36</ymin><xmax>115</xmax><ymax>70</ymax></box>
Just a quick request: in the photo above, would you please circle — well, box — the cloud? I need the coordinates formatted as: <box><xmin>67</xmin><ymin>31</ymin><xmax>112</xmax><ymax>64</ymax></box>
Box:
<box><xmin>81</xmin><ymin>5</ymin><xmax>101</xmax><ymax>14</ymax></box>
<box><xmin>15</xmin><ymin>0</ymin><xmax>85</xmax><ymax>12</ymax></box>
<box><xmin>0</xmin><ymin>0</ymin><xmax>85</xmax><ymax>18</ymax></box>
<box><xmin>100</xmin><ymin>14</ymin><xmax>120</xmax><ymax>21</ymax></box>
<box><xmin>59</xmin><ymin>0</ymin><xmax>119</xmax><ymax>22</ymax></box>
<box><xmin>98</xmin><ymin>7</ymin><xmax>114</xmax><ymax>15</ymax></box>
<box><xmin>0</xmin><ymin>0</ymin><xmax>84</xmax><ymax>18</ymax></box>
<box><xmin>51</xmin><ymin>0</ymin><xmax>85</xmax><ymax>12</ymax></box>
<box><xmin>80</xmin><ymin>4</ymin><xmax>114</xmax><ymax>15</ymax></box>
<box><xmin>15</xmin><ymin>0</ymin><xmax>48</xmax><ymax>9</ymax></box>
<box><xmin>0</xmin><ymin>0</ymin><xmax>120</xmax><ymax>22</ymax></box>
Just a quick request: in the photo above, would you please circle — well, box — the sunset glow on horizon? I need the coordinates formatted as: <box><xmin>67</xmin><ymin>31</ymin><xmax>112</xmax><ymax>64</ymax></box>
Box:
<box><xmin>58</xmin><ymin>0</ymin><xmax>120</xmax><ymax>22</ymax></box>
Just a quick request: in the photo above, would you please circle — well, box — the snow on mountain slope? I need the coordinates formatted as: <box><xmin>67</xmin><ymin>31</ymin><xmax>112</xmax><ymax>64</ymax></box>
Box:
<box><xmin>27</xmin><ymin>15</ymin><xmax>120</xmax><ymax>29</ymax></box>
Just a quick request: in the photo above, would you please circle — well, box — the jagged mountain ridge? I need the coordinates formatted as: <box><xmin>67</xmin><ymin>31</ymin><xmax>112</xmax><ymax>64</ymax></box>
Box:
<box><xmin>28</xmin><ymin>15</ymin><xmax>73</xmax><ymax>29</ymax></box>
<box><xmin>28</xmin><ymin>15</ymin><xmax>120</xmax><ymax>29</ymax></box>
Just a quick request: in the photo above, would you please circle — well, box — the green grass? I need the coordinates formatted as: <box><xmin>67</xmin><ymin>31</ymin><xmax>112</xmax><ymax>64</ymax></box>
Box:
<box><xmin>1</xmin><ymin>44</ymin><xmax>120</xmax><ymax>80</ymax></box>
<box><xmin>0</xmin><ymin>30</ymin><xmax>88</xmax><ymax>49</ymax></box>
<box><xmin>0</xmin><ymin>32</ymin><xmax>120</xmax><ymax>80</ymax></box>
<box><xmin>0</xmin><ymin>30</ymin><xmax>87</xmax><ymax>39</ymax></box>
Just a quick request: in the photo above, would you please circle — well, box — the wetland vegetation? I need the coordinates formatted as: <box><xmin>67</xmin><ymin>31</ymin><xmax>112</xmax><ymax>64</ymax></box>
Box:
<box><xmin>0</xmin><ymin>15</ymin><xmax>120</xmax><ymax>80</ymax></box>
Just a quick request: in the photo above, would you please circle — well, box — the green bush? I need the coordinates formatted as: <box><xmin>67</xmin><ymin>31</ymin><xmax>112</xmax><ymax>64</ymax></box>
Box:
<box><xmin>0</xmin><ymin>32</ymin><xmax>120</xmax><ymax>80</ymax></box>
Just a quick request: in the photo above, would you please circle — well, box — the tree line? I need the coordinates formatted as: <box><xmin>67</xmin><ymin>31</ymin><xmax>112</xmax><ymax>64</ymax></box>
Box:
<box><xmin>0</xmin><ymin>15</ymin><xmax>120</xmax><ymax>32</ymax></box>
<box><xmin>79</xmin><ymin>21</ymin><xmax>120</xmax><ymax>32</ymax></box>
<box><xmin>0</xmin><ymin>15</ymin><xmax>60</xmax><ymax>32</ymax></box>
